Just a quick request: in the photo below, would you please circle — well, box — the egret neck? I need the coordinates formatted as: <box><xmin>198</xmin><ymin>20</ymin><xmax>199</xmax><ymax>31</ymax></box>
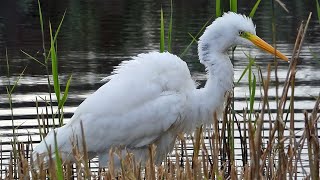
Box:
<box><xmin>186</xmin><ymin>38</ymin><xmax>234</xmax><ymax>128</ymax></box>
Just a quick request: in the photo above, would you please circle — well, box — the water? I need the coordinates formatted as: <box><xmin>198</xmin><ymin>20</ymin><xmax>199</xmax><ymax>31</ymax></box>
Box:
<box><xmin>0</xmin><ymin>0</ymin><xmax>319</xmax><ymax>177</ymax></box>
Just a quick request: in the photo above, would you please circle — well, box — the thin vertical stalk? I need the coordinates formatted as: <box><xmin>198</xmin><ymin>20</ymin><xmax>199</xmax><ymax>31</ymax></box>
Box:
<box><xmin>160</xmin><ymin>7</ymin><xmax>165</xmax><ymax>53</ymax></box>
<box><xmin>271</xmin><ymin>0</ymin><xmax>285</xmax><ymax>178</ymax></box>
<box><xmin>230</xmin><ymin>0</ymin><xmax>237</xmax><ymax>13</ymax></box>
<box><xmin>38</xmin><ymin>0</ymin><xmax>55</xmax><ymax>128</ymax></box>
<box><xmin>216</xmin><ymin>0</ymin><xmax>221</xmax><ymax>18</ymax></box>
<box><xmin>257</xmin><ymin>64</ymin><xmax>271</xmax><ymax>175</ymax></box>
<box><xmin>167</xmin><ymin>0</ymin><xmax>173</xmax><ymax>52</ymax></box>
<box><xmin>288</xmin><ymin>67</ymin><xmax>296</xmax><ymax>179</ymax></box>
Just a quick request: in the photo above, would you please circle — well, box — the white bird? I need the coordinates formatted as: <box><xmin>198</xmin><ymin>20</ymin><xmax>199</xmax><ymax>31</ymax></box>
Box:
<box><xmin>33</xmin><ymin>12</ymin><xmax>288</xmax><ymax>167</ymax></box>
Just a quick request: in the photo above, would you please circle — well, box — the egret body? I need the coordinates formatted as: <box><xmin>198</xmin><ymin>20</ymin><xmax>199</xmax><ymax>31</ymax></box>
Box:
<box><xmin>33</xmin><ymin>12</ymin><xmax>288</xmax><ymax>167</ymax></box>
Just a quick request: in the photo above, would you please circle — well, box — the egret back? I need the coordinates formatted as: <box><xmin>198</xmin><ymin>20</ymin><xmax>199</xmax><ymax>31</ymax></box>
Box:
<box><xmin>76</xmin><ymin>51</ymin><xmax>195</xmax><ymax>117</ymax></box>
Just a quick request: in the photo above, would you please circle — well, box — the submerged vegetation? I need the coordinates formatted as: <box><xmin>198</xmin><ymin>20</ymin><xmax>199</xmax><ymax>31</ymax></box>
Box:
<box><xmin>1</xmin><ymin>0</ymin><xmax>319</xmax><ymax>179</ymax></box>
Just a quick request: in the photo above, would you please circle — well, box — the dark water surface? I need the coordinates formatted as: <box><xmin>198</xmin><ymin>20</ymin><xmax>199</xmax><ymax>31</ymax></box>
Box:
<box><xmin>0</xmin><ymin>0</ymin><xmax>319</xmax><ymax>177</ymax></box>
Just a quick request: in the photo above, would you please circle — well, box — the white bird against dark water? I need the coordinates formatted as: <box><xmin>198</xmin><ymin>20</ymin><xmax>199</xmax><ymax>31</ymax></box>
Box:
<box><xmin>33</xmin><ymin>12</ymin><xmax>288</xmax><ymax>167</ymax></box>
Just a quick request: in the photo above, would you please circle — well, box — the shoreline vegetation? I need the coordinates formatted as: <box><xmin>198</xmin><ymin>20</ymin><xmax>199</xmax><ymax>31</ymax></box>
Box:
<box><xmin>1</xmin><ymin>0</ymin><xmax>320</xmax><ymax>179</ymax></box>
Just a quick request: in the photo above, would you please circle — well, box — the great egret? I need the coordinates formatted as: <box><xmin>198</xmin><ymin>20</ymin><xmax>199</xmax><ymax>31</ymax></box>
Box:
<box><xmin>33</xmin><ymin>12</ymin><xmax>288</xmax><ymax>167</ymax></box>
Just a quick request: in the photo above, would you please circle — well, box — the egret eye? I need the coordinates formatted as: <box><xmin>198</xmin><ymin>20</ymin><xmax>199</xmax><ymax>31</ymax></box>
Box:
<box><xmin>239</xmin><ymin>31</ymin><xmax>244</xmax><ymax>36</ymax></box>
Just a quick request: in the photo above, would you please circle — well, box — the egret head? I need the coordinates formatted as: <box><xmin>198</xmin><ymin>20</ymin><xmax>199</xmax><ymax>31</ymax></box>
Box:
<box><xmin>198</xmin><ymin>12</ymin><xmax>288</xmax><ymax>62</ymax></box>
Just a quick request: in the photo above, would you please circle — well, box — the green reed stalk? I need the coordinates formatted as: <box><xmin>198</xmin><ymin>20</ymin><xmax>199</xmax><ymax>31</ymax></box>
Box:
<box><xmin>5</xmin><ymin>49</ymin><xmax>28</xmax><ymax>179</ymax></box>
<box><xmin>216</xmin><ymin>0</ymin><xmax>221</xmax><ymax>18</ymax></box>
<box><xmin>80</xmin><ymin>121</ymin><xmax>91</xmax><ymax>178</ymax></box>
<box><xmin>229</xmin><ymin>0</ymin><xmax>239</xmax><ymax>169</ymax></box>
<box><xmin>249</xmin><ymin>0</ymin><xmax>261</xmax><ymax>18</ymax></box>
<box><xmin>247</xmin><ymin>57</ymin><xmax>257</xmax><ymax>118</ymax></box>
<box><xmin>179</xmin><ymin>15</ymin><xmax>214</xmax><ymax>57</ymax></box>
<box><xmin>49</xmin><ymin>22</ymin><xmax>61</xmax><ymax>103</ymax></box>
<box><xmin>53</xmin><ymin>132</ymin><xmax>64</xmax><ymax>180</ymax></box>
<box><xmin>159</xmin><ymin>1</ymin><xmax>173</xmax><ymax>53</ymax></box>
<box><xmin>37</xmin><ymin>0</ymin><xmax>56</xmax><ymax>127</ymax></box>
<box><xmin>47</xmin><ymin>10</ymin><xmax>71</xmax><ymax>126</ymax></box>
<box><xmin>230</xmin><ymin>0</ymin><xmax>237</xmax><ymax>13</ymax></box>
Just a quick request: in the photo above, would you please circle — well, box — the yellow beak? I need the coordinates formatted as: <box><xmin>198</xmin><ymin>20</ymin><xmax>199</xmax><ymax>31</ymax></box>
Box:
<box><xmin>244</xmin><ymin>32</ymin><xmax>289</xmax><ymax>61</ymax></box>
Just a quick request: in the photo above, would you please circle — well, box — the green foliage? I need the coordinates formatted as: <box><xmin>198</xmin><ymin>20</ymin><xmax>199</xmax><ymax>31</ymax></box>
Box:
<box><xmin>160</xmin><ymin>1</ymin><xmax>173</xmax><ymax>53</ymax></box>
<box><xmin>46</xmin><ymin>10</ymin><xmax>70</xmax><ymax>125</ymax></box>
<box><xmin>49</xmin><ymin>22</ymin><xmax>61</xmax><ymax>103</ymax></box>
<box><xmin>59</xmin><ymin>75</ymin><xmax>73</xmax><ymax>109</ymax></box>
<box><xmin>48</xmin><ymin>10</ymin><xmax>67</xmax><ymax>106</ymax></box>
<box><xmin>180</xmin><ymin>15</ymin><xmax>215</xmax><ymax>57</ymax></box>
<box><xmin>249</xmin><ymin>0</ymin><xmax>262</xmax><ymax>18</ymax></box>
<box><xmin>230</xmin><ymin>0</ymin><xmax>237</xmax><ymax>13</ymax></box>
<box><xmin>238</xmin><ymin>55</ymin><xmax>257</xmax><ymax>119</ymax></box>
<box><xmin>37</xmin><ymin>0</ymin><xmax>44</xmax><ymax>45</ymax></box>
<box><xmin>216</xmin><ymin>0</ymin><xmax>221</xmax><ymax>18</ymax></box>
<box><xmin>21</xmin><ymin>50</ymin><xmax>46</xmax><ymax>67</ymax></box>
<box><xmin>248</xmin><ymin>57</ymin><xmax>257</xmax><ymax>115</ymax></box>
<box><xmin>54</xmin><ymin>131</ymin><xmax>64</xmax><ymax>180</ymax></box>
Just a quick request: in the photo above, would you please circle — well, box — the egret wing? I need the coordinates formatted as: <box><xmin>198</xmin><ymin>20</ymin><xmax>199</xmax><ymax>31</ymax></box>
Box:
<box><xmin>63</xmin><ymin>52</ymin><xmax>196</xmax><ymax>151</ymax></box>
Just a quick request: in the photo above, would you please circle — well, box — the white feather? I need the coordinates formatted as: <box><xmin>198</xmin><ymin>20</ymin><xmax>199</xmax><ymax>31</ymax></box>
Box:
<box><xmin>33</xmin><ymin>12</ymin><xmax>283</xmax><ymax>168</ymax></box>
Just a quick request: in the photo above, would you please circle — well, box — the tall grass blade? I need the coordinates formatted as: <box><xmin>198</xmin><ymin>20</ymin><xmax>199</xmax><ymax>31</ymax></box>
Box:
<box><xmin>187</xmin><ymin>32</ymin><xmax>197</xmax><ymax>42</ymax></box>
<box><xmin>230</xmin><ymin>0</ymin><xmax>238</xmax><ymax>13</ymax></box>
<box><xmin>275</xmin><ymin>0</ymin><xmax>289</xmax><ymax>13</ymax></box>
<box><xmin>308</xmin><ymin>47</ymin><xmax>318</xmax><ymax>62</ymax></box>
<box><xmin>37</xmin><ymin>0</ymin><xmax>45</xmax><ymax>57</ymax></box>
<box><xmin>236</xmin><ymin>65</ymin><xmax>249</xmax><ymax>84</ymax></box>
<box><xmin>58</xmin><ymin>75</ymin><xmax>72</xmax><ymax>109</ymax></box>
<box><xmin>160</xmin><ymin>7</ymin><xmax>165</xmax><ymax>53</ymax></box>
<box><xmin>6</xmin><ymin>49</ymin><xmax>10</xmax><ymax>81</ymax></box>
<box><xmin>180</xmin><ymin>14</ymin><xmax>214</xmax><ymax>57</ymax></box>
<box><xmin>249</xmin><ymin>0</ymin><xmax>261</xmax><ymax>18</ymax></box>
<box><xmin>21</xmin><ymin>50</ymin><xmax>46</xmax><ymax>67</ymax></box>
<box><xmin>37</xmin><ymin>0</ymin><xmax>44</xmax><ymax>36</ymax></box>
<box><xmin>49</xmin><ymin>22</ymin><xmax>61</xmax><ymax>103</ymax></box>
<box><xmin>54</xmin><ymin>131</ymin><xmax>64</xmax><ymax>180</ymax></box>
<box><xmin>37</xmin><ymin>0</ymin><xmax>56</xmax><ymax>124</ymax></box>
<box><xmin>167</xmin><ymin>0</ymin><xmax>173</xmax><ymax>52</ymax></box>
<box><xmin>53</xmin><ymin>11</ymin><xmax>66</xmax><ymax>43</ymax></box>
<box><xmin>9</xmin><ymin>66</ymin><xmax>28</xmax><ymax>95</ymax></box>
<box><xmin>80</xmin><ymin>121</ymin><xmax>91</xmax><ymax>178</ymax></box>
<box><xmin>216</xmin><ymin>0</ymin><xmax>221</xmax><ymax>18</ymax></box>
<box><xmin>250</xmin><ymin>74</ymin><xmax>256</xmax><ymax>114</ymax></box>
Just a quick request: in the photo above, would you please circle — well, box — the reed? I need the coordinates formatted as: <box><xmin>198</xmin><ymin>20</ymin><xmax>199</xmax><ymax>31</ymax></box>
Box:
<box><xmin>160</xmin><ymin>7</ymin><xmax>165</xmax><ymax>53</ymax></box>
<box><xmin>160</xmin><ymin>0</ymin><xmax>173</xmax><ymax>53</ymax></box>
<box><xmin>316</xmin><ymin>0</ymin><xmax>320</xmax><ymax>23</ymax></box>
<box><xmin>1</xmin><ymin>1</ymin><xmax>319</xmax><ymax>180</ymax></box>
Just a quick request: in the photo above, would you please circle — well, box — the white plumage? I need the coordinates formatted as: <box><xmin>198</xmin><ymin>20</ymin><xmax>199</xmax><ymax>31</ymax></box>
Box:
<box><xmin>33</xmin><ymin>12</ymin><xmax>288</xmax><ymax>167</ymax></box>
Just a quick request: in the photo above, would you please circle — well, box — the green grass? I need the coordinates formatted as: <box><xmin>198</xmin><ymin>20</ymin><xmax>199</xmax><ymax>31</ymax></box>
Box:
<box><xmin>216</xmin><ymin>0</ymin><xmax>221</xmax><ymax>17</ymax></box>
<box><xmin>249</xmin><ymin>0</ymin><xmax>262</xmax><ymax>18</ymax></box>
<box><xmin>54</xmin><ymin>131</ymin><xmax>64</xmax><ymax>180</ymax></box>
<box><xmin>160</xmin><ymin>0</ymin><xmax>173</xmax><ymax>53</ymax></box>
<box><xmin>316</xmin><ymin>0</ymin><xmax>320</xmax><ymax>24</ymax></box>
<box><xmin>230</xmin><ymin>0</ymin><xmax>237</xmax><ymax>13</ymax></box>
